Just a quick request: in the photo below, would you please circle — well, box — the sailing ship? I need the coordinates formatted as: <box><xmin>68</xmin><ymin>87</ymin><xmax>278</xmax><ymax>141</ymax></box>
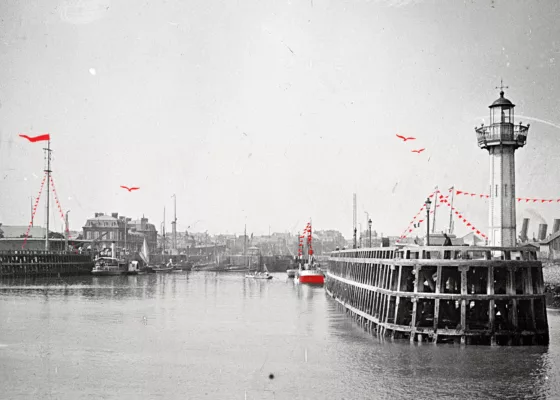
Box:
<box><xmin>295</xmin><ymin>220</ymin><xmax>325</xmax><ymax>285</ymax></box>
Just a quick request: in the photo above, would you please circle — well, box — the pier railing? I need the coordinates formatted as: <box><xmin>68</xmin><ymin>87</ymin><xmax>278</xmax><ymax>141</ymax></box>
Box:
<box><xmin>326</xmin><ymin>246</ymin><xmax>549</xmax><ymax>346</ymax></box>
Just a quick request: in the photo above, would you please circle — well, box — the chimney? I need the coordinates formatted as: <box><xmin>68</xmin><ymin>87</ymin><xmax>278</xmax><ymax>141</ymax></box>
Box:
<box><xmin>111</xmin><ymin>242</ymin><xmax>116</xmax><ymax>259</ymax></box>
<box><xmin>520</xmin><ymin>218</ymin><xmax>529</xmax><ymax>242</ymax></box>
<box><xmin>553</xmin><ymin>219</ymin><xmax>560</xmax><ymax>234</ymax></box>
<box><xmin>112</xmin><ymin>212</ymin><xmax>118</xmax><ymax>219</ymax></box>
<box><xmin>95</xmin><ymin>213</ymin><xmax>99</xmax><ymax>218</ymax></box>
<box><xmin>538</xmin><ymin>224</ymin><xmax>548</xmax><ymax>241</ymax></box>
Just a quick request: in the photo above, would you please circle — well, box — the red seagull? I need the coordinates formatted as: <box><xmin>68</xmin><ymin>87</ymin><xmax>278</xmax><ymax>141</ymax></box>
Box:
<box><xmin>120</xmin><ymin>185</ymin><xmax>140</xmax><ymax>192</ymax></box>
<box><xmin>396</xmin><ymin>134</ymin><xmax>416</xmax><ymax>142</ymax></box>
<box><xmin>411</xmin><ymin>148</ymin><xmax>425</xmax><ymax>154</ymax></box>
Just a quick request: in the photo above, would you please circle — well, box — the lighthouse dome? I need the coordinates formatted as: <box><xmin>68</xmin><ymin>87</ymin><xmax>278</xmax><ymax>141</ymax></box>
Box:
<box><xmin>490</xmin><ymin>91</ymin><xmax>515</xmax><ymax>108</ymax></box>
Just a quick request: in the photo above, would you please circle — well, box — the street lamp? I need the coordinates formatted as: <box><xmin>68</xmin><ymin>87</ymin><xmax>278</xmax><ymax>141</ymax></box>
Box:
<box><xmin>368</xmin><ymin>218</ymin><xmax>372</xmax><ymax>247</ymax></box>
<box><xmin>425</xmin><ymin>198</ymin><xmax>432</xmax><ymax>246</ymax></box>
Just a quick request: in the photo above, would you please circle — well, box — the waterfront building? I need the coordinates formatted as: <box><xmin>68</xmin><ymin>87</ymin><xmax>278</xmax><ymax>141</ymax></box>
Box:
<box><xmin>475</xmin><ymin>86</ymin><xmax>530</xmax><ymax>246</ymax></box>
<box><xmin>82</xmin><ymin>213</ymin><xmax>157</xmax><ymax>254</ymax></box>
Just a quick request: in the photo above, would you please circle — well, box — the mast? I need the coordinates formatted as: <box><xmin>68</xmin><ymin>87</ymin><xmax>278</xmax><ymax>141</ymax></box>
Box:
<box><xmin>172</xmin><ymin>194</ymin><xmax>177</xmax><ymax>253</ymax></box>
<box><xmin>30</xmin><ymin>196</ymin><xmax>33</xmax><ymax>227</ymax></box>
<box><xmin>432</xmin><ymin>186</ymin><xmax>438</xmax><ymax>233</ymax></box>
<box><xmin>162</xmin><ymin>207</ymin><xmax>166</xmax><ymax>255</ymax></box>
<box><xmin>448</xmin><ymin>187</ymin><xmax>455</xmax><ymax>234</ymax></box>
<box><xmin>308</xmin><ymin>218</ymin><xmax>313</xmax><ymax>264</ymax></box>
<box><xmin>353</xmin><ymin>193</ymin><xmax>357</xmax><ymax>249</ymax></box>
<box><xmin>243</xmin><ymin>224</ymin><xmax>247</xmax><ymax>265</ymax></box>
<box><xmin>44</xmin><ymin>139</ymin><xmax>52</xmax><ymax>250</ymax></box>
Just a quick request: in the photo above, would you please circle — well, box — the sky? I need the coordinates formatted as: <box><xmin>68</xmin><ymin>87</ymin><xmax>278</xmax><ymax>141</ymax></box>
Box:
<box><xmin>1</xmin><ymin>0</ymin><xmax>560</xmax><ymax>239</ymax></box>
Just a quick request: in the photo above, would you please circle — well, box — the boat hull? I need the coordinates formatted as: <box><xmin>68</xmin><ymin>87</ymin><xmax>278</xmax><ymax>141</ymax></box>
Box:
<box><xmin>245</xmin><ymin>274</ymin><xmax>273</xmax><ymax>280</ymax></box>
<box><xmin>298</xmin><ymin>270</ymin><xmax>325</xmax><ymax>285</ymax></box>
<box><xmin>92</xmin><ymin>270</ymin><xmax>125</xmax><ymax>276</ymax></box>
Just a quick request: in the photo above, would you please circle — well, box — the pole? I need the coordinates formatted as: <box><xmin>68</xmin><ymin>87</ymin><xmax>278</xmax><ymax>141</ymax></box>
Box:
<box><xmin>432</xmin><ymin>187</ymin><xmax>438</xmax><ymax>233</ymax></box>
<box><xmin>426</xmin><ymin>206</ymin><xmax>430</xmax><ymax>246</ymax></box>
<box><xmin>44</xmin><ymin>139</ymin><xmax>52</xmax><ymax>250</ymax></box>
<box><xmin>124</xmin><ymin>219</ymin><xmax>127</xmax><ymax>253</ymax></box>
<box><xmin>163</xmin><ymin>207</ymin><xmax>166</xmax><ymax>255</ymax></box>
<box><xmin>64</xmin><ymin>211</ymin><xmax>69</xmax><ymax>250</ymax></box>
<box><xmin>172</xmin><ymin>194</ymin><xmax>177</xmax><ymax>252</ymax></box>
<box><xmin>31</xmin><ymin>196</ymin><xmax>33</xmax><ymax>227</ymax></box>
<box><xmin>449</xmin><ymin>187</ymin><xmax>455</xmax><ymax>234</ymax></box>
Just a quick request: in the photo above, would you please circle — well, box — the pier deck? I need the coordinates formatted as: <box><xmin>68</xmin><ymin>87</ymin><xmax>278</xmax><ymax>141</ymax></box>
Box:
<box><xmin>326</xmin><ymin>246</ymin><xmax>549</xmax><ymax>345</ymax></box>
<box><xmin>0</xmin><ymin>250</ymin><xmax>94</xmax><ymax>277</ymax></box>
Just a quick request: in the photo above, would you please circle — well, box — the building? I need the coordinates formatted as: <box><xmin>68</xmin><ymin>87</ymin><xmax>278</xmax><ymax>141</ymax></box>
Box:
<box><xmin>82</xmin><ymin>213</ymin><xmax>157</xmax><ymax>254</ymax></box>
<box><xmin>475</xmin><ymin>86</ymin><xmax>530</xmax><ymax>246</ymax></box>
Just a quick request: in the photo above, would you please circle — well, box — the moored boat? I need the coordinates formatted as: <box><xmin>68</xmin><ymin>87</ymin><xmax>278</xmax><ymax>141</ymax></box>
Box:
<box><xmin>91</xmin><ymin>257</ymin><xmax>126</xmax><ymax>276</ymax></box>
<box><xmin>245</xmin><ymin>258</ymin><xmax>273</xmax><ymax>280</ymax></box>
<box><xmin>152</xmin><ymin>264</ymin><xmax>174</xmax><ymax>273</ymax></box>
<box><xmin>286</xmin><ymin>268</ymin><xmax>298</xmax><ymax>278</ymax></box>
<box><xmin>296</xmin><ymin>220</ymin><xmax>325</xmax><ymax>285</ymax></box>
<box><xmin>297</xmin><ymin>266</ymin><xmax>325</xmax><ymax>284</ymax></box>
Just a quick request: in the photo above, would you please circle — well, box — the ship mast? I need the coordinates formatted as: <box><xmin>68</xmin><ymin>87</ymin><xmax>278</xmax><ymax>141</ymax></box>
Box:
<box><xmin>448</xmin><ymin>187</ymin><xmax>455</xmax><ymax>234</ymax></box>
<box><xmin>432</xmin><ymin>186</ymin><xmax>438</xmax><ymax>233</ymax></box>
<box><xmin>172</xmin><ymin>194</ymin><xmax>177</xmax><ymax>252</ymax></box>
<box><xmin>162</xmin><ymin>207</ymin><xmax>166</xmax><ymax>255</ymax></box>
<box><xmin>44</xmin><ymin>139</ymin><xmax>52</xmax><ymax>250</ymax></box>
<box><xmin>352</xmin><ymin>193</ymin><xmax>357</xmax><ymax>249</ymax></box>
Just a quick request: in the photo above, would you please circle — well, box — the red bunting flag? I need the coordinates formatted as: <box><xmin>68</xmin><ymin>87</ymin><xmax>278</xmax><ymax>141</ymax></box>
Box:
<box><xmin>19</xmin><ymin>133</ymin><xmax>50</xmax><ymax>142</ymax></box>
<box><xmin>456</xmin><ymin>190</ymin><xmax>462</xmax><ymax>195</ymax></box>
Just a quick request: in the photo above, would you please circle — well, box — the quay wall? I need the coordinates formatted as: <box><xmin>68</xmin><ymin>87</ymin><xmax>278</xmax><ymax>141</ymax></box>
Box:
<box><xmin>0</xmin><ymin>250</ymin><xmax>94</xmax><ymax>277</ymax></box>
<box><xmin>326</xmin><ymin>246</ymin><xmax>549</xmax><ymax>346</ymax></box>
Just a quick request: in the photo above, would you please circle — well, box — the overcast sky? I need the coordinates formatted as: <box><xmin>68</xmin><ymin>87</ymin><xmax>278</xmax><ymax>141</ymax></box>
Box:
<box><xmin>1</xmin><ymin>0</ymin><xmax>560</xmax><ymax>239</ymax></box>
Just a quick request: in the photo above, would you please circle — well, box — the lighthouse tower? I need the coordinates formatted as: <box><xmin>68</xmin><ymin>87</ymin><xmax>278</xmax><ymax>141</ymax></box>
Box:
<box><xmin>475</xmin><ymin>84</ymin><xmax>530</xmax><ymax>247</ymax></box>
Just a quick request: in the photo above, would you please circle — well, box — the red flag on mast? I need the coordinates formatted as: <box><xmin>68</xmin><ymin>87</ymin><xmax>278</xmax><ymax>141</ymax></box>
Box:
<box><xmin>19</xmin><ymin>133</ymin><xmax>50</xmax><ymax>142</ymax></box>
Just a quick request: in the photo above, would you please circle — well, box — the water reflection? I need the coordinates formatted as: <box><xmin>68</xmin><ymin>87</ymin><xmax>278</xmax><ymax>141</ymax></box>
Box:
<box><xmin>0</xmin><ymin>272</ymin><xmax>559</xmax><ymax>399</ymax></box>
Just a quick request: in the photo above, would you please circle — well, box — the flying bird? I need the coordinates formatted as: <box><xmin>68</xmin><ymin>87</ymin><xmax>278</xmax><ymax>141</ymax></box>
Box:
<box><xmin>396</xmin><ymin>134</ymin><xmax>416</xmax><ymax>142</ymax></box>
<box><xmin>120</xmin><ymin>186</ymin><xmax>140</xmax><ymax>192</ymax></box>
<box><xmin>411</xmin><ymin>148</ymin><xmax>425</xmax><ymax>154</ymax></box>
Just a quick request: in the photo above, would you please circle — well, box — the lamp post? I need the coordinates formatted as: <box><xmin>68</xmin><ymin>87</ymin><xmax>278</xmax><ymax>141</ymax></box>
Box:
<box><xmin>368</xmin><ymin>218</ymin><xmax>372</xmax><ymax>247</ymax></box>
<box><xmin>425</xmin><ymin>198</ymin><xmax>432</xmax><ymax>246</ymax></box>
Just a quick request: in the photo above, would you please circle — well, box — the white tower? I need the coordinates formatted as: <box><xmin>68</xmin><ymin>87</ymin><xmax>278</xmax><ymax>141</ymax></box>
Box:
<box><xmin>475</xmin><ymin>84</ymin><xmax>530</xmax><ymax>247</ymax></box>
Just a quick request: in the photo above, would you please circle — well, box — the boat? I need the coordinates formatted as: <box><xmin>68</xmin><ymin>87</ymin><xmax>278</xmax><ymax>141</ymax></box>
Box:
<box><xmin>245</xmin><ymin>263</ymin><xmax>273</xmax><ymax>279</ymax></box>
<box><xmin>245</xmin><ymin>248</ymin><xmax>272</xmax><ymax>280</ymax></box>
<box><xmin>91</xmin><ymin>256</ymin><xmax>127</xmax><ymax>276</ymax></box>
<box><xmin>286</xmin><ymin>257</ymin><xmax>301</xmax><ymax>278</ymax></box>
<box><xmin>296</xmin><ymin>221</ymin><xmax>325</xmax><ymax>285</ymax></box>
<box><xmin>152</xmin><ymin>258</ymin><xmax>174</xmax><ymax>273</ymax></box>
<box><xmin>138</xmin><ymin>237</ymin><xmax>155</xmax><ymax>273</ymax></box>
<box><xmin>126</xmin><ymin>260</ymin><xmax>141</xmax><ymax>275</ymax></box>
<box><xmin>152</xmin><ymin>264</ymin><xmax>174</xmax><ymax>273</ymax></box>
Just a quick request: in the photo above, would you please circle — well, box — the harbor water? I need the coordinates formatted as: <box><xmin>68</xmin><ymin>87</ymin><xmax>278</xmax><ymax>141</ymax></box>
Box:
<box><xmin>1</xmin><ymin>272</ymin><xmax>560</xmax><ymax>399</ymax></box>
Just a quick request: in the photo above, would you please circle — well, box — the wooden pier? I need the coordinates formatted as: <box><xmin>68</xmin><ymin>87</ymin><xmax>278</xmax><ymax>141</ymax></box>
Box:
<box><xmin>326</xmin><ymin>246</ymin><xmax>549</xmax><ymax>346</ymax></box>
<box><xmin>0</xmin><ymin>250</ymin><xmax>94</xmax><ymax>277</ymax></box>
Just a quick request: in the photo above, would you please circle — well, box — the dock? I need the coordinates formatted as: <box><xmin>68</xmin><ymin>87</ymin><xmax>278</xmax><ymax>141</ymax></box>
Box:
<box><xmin>0</xmin><ymin>250</ymin><xmax>94</xmax><ymax>277</ymax></box>
<box><xmin>326</xmin><ymin>245</ymin><xmax>549</xmax><ymax>346</ymax></box>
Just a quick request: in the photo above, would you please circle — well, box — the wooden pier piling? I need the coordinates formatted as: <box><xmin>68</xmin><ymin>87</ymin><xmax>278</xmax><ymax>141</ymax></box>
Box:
<box><xmin>326</xmin><ymin>246</ymin><xmax>549</xmax><ymax>346</ymax></box>
<box><xmin>0</xmin><ymin>250</ymin><xmax>94</xmax><ymax>278</ymax></box>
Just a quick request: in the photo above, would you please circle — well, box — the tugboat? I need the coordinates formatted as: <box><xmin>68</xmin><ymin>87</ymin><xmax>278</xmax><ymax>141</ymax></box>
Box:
<box><xmin>296</xmin><ymin>220</ymin><xmax>325</xmax><ymax>285</ymax></box>
<box><xmin>92</xmin><ymin>257</ymin><xmax>127</xmax><ymax>275</ymax></box>
<box><xmin>91</xmin><ymin>244</ymin><xmax>127</xmax><ymax>275</ymax></box>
